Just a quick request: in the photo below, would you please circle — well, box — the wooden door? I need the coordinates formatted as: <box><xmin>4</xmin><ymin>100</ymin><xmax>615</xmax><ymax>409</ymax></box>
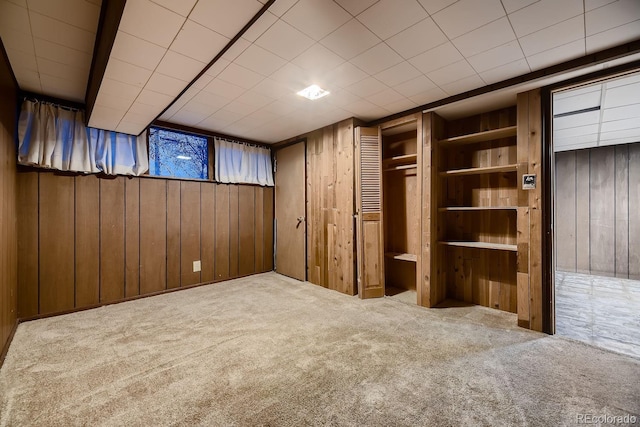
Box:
<box><xmin>355</xmin><ymin>127</ymin><xmax>385</xmax><ymax>298</ymax></box>
<box><xmin>275</xmin><ymin>142</ymin><xmax>306</xmax><ymax>281</ymax></box>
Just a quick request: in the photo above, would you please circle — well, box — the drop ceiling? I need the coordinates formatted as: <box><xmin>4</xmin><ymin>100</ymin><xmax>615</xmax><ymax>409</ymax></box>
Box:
<box><xmin>1</xmin><ymin>0</ymin><xmax>640</xmax><ymax>143</ymax></box>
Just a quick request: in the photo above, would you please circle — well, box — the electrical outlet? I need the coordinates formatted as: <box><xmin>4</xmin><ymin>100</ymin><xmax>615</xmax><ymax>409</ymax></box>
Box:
<box><xmin>193</xmin><ymin>260</ymin><xmax>201</xmax><ymax>272</ymax></box>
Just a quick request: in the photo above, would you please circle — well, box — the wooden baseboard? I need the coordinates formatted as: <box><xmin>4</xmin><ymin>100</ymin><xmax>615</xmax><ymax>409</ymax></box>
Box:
<box><xmin>0</xmin><ymin>319</ymin><xmax>19</xmax><ymax>369</ymax></box>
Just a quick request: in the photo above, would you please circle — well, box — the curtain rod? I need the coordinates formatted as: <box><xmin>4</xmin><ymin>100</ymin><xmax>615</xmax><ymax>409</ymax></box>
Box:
<box><xmin>23</xmin><ymin>97</ymin><xmax>83</xmax><ymax>113</ymax></box>
<box><xmin>214</xmin><ymin>136</ymin><xmax>268</xmax><ymax>149</ymax></box>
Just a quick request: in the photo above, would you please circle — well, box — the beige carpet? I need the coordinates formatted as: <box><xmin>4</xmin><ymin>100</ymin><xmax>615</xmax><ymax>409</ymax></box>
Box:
<box><xmin>1</xmin><ymin>272</ymin><xmax>638</xmax><ymax>426</ymax></box>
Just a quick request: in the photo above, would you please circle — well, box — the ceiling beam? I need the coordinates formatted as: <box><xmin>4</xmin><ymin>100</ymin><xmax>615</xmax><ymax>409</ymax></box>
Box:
<box><xmin>84</xmin><ymin>0</ymin><xmax>127</xmax><ymax>126</ymax></box>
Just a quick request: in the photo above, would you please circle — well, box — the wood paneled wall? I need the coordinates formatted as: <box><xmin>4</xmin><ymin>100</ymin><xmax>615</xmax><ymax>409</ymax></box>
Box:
<box><xmin>0</xmin><ymin>44</ymin><xmax>18</xmax><ymax>361</ymax></box>
<box><xmin>17</xmin><ymin>171</ymin><xmax>274</xmax><ymax>318</ymax></box>
<box><xmin>305</xmin><ymin>118</ymin><xmax>356</xmax><ymax>295</ymax></box>
<box><xmin>555</xmin><ymin>144</ymin><xmax>640</xmax><ymax>279</ymax></box>
<box><xmin>517</xmin><ymin>89</ymin><xmax>543</xmax><ymax>331</ymax></box>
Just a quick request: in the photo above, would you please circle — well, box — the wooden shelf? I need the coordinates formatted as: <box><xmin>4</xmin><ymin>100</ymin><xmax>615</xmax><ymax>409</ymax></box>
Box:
<box><xmin>440</xmin><ymin>164</ymin><xmax>517</xmax><ymax>177</ymax></box>
<box><xmin>438</xmin><ymin>241</ymin><xmax>517</xmax><ymax>252</ymax></box>
<box><xmin>439</xmin><ymin>206</ymin><xmax>518</xmax><ymax>212</ymax></box>
<box><xmin>384</xmin><ymin>252</ymin><xmax>417</xmax><ymax>262</ymax></box>
<box><xmin>382</xmin><ymin>153</ymin><xmax>417</xmax><ymax>166</ymax></box>
<box><xmin>383</xmin><ymin>164</ymin><xmax>417</xmax><ymax>172</ymax></box>
<box><xmin>438</xmin><ymin>126</ymin><xmax>517</xmax><ymax>146</ymax></box>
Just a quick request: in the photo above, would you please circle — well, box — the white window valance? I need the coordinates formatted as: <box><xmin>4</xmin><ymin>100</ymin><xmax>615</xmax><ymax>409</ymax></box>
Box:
<box><xmin>214</xmin><ymin>137</ymin><xmax>274</xmax><ymax>186</ymax></box>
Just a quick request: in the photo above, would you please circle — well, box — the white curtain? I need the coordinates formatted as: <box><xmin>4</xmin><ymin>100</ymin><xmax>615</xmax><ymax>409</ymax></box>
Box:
<box><xmin>215</xmin><ymin>138</ymin><xmax>274</xmax><ymax>186</ymax></box>
<box><xmin>18</xmin><ymin>99</ymin><xmax>149</xmax><ymax>176</ymax></box>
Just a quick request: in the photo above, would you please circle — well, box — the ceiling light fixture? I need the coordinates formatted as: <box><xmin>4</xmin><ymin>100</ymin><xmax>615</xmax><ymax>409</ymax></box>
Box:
<box><xmin>297</xmin><ymin>84</ymin><xmax>330</xmax><ymax>100</ymax></box>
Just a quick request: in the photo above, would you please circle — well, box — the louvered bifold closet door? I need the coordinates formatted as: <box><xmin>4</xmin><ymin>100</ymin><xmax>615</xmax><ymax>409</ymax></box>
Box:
<box><xmin>355</xmin><ymin>126</ymin><xmax>385</xmax><ymax>299</ymax></box>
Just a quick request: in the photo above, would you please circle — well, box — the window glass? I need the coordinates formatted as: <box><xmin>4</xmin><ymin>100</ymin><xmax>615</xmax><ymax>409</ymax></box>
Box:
<box><xmin>149</xmin><ymin>127</ymin><xmax>208</xmax><ymax>179</ymax></box>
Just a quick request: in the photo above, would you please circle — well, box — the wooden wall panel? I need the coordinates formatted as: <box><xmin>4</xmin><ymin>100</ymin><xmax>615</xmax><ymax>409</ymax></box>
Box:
<box><xmin>140</xmin><ymin>179</ymin><xmax>167</xmax><ymax>294</ymax></box>
<box><xmin>629</xmin><ymin>144</ymin><xmax>640</xmax><ymax>280</ymax></box>
<box><xmin>167</xmin><ymin>181</ymin><xmax>181</xmax><ymax>289</ymax></box>
<box><xmin>229</xmin><ymin>185</ymin><xmax>239</xmax><ymax>277</ymax></box>
<box><xmin>200</xmin><ymin>183</ymin><xmax>215</xmax><ymax>283</ymax></box>
<box><xmin>75</xmin><ymin>175</ymin><xmax>100</xmax><ymax>307</ymax></box>
<box><xmin>125</xmin><ymin>178</ymin><xmax>140</xmax><ymax>297</ymax></box>
<box><xmin>39</xmin><ymin>173</ymin><xmax>75</xmax><ymax>314</ymax></box>
<box><xmin>255</xmin><ymin>187</ymin><xmax>264</xmax><ymax>273</ymax></box>
<box><xmin>100</xmin><ymin>177</ymin><xmax>125</xmax><ymax>303</ymax></box>
<box><xmin>555</xmin><ymin>144</ymin><xmax>639</xmax><ymax>278</ymax></box>
<box><xmin>238</xmin><ymin>186</ymin><xmax>255</xmax><ymax>276</ymax></box>
<box><xmin>17</xmin><ymin>172</ymin><xmax>38</xmax><ymax>318</ymax></box>
<box><xmin>215</xmin><ymin>184</ymin><xmax>230</xmax><ymax>280</ymax></box>
<box><xmin>263</xmin><ymin>187</ymin><xmax>274</xmax><ymax>271</ymax></box>
<box><xmin>180</xmin><ymin>181</ymin><xmax>201</xmax><ymax>286</ymax></box>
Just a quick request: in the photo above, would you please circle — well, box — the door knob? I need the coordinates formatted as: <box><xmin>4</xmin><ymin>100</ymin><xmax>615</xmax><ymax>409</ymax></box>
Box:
<box><xmin>296</xmin><ymin>216</ymin><xmax>305</xmax><ymax>228</ymax></box>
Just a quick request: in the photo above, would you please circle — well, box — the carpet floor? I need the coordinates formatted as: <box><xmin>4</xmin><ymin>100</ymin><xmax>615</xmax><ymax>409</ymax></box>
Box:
<box><xmin>1</xmin><ymin>272</ymin><xmax>638</xmax><ymax>426</ymax></box>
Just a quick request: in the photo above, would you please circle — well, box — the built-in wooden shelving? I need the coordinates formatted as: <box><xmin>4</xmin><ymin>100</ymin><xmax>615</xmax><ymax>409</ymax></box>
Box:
<box><xmin>438</xmin><ymin>241</ymin><xmax>518</xmax><ymax>252</ymax></box>
<box><xmin>438</xmin><ymin>206</ymin><xmax>518</xmax><ymax>212</ymax></box>
<box><xmin>384</xmin><ymin>252</ymin><xmax>417</xmax><ymax>262</ymax></box>
<box><xmin>439</xmin><ymin>164</ymin><xmax>517</xmax><ymax>177</ymax></box>
<box><xmin>437</xmin><ymin>126</ymin><xmax>517</xmax><ymax>145</ymax></box>
<box><xmin>383</xmin><ymin>153</ymin><xmax>417</xmax><ymax>172</ymax></box>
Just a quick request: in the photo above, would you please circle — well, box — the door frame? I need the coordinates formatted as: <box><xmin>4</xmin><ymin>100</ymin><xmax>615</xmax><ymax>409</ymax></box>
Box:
<box><xmin>273</xmin><ymin>138</ymin><xmax>307</xmax><ymax>281</ymax></box>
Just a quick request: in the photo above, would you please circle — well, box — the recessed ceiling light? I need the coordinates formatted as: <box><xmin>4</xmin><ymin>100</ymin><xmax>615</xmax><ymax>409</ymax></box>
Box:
<box><xmin>176</xmin><ymin>155</ymin><xmax>192</xmax><ymax>160</ymax></box>
<box><xmin>297</xmin><ymin>84</ymin><xmax>330</xmax><ymax>100</ymax></box>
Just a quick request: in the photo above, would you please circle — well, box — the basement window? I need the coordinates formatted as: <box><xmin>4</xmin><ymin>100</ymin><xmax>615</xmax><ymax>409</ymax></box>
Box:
<box><xmin>148</xmin><ymin>127</ymin><xmax>209</xmax><ymax>180</ymax></box>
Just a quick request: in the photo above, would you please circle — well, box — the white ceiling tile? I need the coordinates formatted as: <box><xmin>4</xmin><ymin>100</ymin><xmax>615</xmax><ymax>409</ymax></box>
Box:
<box><xmin>324</xmin><ymin>61</ymin><xmax>368</xmax><ymax>88</ymax></box>
<box><xmin>393</xmin><ymin>74</ymin><xmax>436</xmax><ymax>97</ymax></box>
<box><xmin>29</xmin><ymin>12</ymin><xmax>96</xmax><ymax>53</ymax></box>
<box><xmin>351</xmin><ymin>42</ymin><xmax>403</xmax><ymax>74</ymax></box>
<box><xmin>36</xmin><ymin>57</ymin><xmax>88</xmax><ymax>81</ymax></box>
<box><xmin>324</xmin><ymin>88</ymin><xmax>361</xmax><ymax>107</ymax></box>
<box><xmin>343</xmin><ymin>98</ymin><xmax>388</xmax><ymax>119</ymax></box>
<box><xmin>554</xmin><ymin>91</ymin><xmax>601</xmax><ymax>115</ymax></box>
<box><xmin>333</xmin><ymin>0</ymin><xmax>379</xmax><ymax>16</ymax></box>
<box><xmin>416</xmin><ymin>0</ymin><xmax>458</xmax><ymax>15</ymax></box>
<box><xmin>234</xmin><ymin>44</ymin><xmax>287</xmax><ymax>76</ymax></box>
<box><xmin>94</xmin><ymin>92</ymin><xmax>136</xmax><ymax>111</ymax></box>
<box><xmin>170</xmin><ymin>20</ymin><xmax>229</xmax><ymax>63</ymax></box>
<box><xmin>383</xmin><ymin>97</ymin><xmax>418</xmax><ymax>113</ymax></box>
<box><xmin>176</xmin><ymin>99</ymin><xmax>219</xmax><ymax>117</ymax></box>
<box><xmin>585</xmin><ymin>0</ymin><xmax>640</xmax><ymax>36</ymax></box>
<box><xmin>118</xmin><ymin>0</ymin><xmax>185</xmax><ymax>48</ymax></box>
<box><xmin>111</xmin><ymin>31</ymin><xmax>166</xmax><ymax>71</ymax></box>
<box><xmin>409</xmin><ymin>42</ymin><xmax>463</xmax><ymax>74</ymax></box>
<box><xmin>320</xmin><ymin>19</ymin><xmax>379</xmax><ymax>60</ymax></box>
<box><xmin>136</xmin><ymin>89</ymin><xmax>174</xmax><ymax>107</ymax></box>
<box><xmin>508</xmin><ymin>0</ymin><xmax>583</xmax><ymax>37</ymax></box>
<box><xmin>346</xmin><ymin>76</ymin><xmax>386</xmax><ymax>97</ymax></box>
<box><xmin>598</xmin><ymin>135</ymin><xmax>640</xmax><ymax>146</ymax></box>
<box><xmin>0</xmin><ymin>28</ymin><xmax>34</xmax><ymax>55</ymax></box>
<box><xmin>5</xmin><ymin>48</ymin><xmax>37</xmax><ymax>72</ymax></box>
<box><xmin>242</xmin><ymin>11</ymin><xmax>278</xmax><ymax>41</ymax></box>
<box><xmin>452</xmin><ymin>17</ymin><xmax>516</xmax><ymax>57</ymax></box>
<box><xmin>150</xmin><ymin>0</ymin><xmax>198</xmax><ymax>16</ymax></box>
<box><xmin>292</xmin><ymin>43</ymin><xmax>345</xmax><ymax>74</ymax></box>
<box><xmin>603</xmin><ymin>82</ymin><xmax>640</xmax><ymax>108</ymax></box>
<box><xmin>190</xmin><ymin>0</ymin><xmax>263</xmax><ymax>38</ymax></box>
<box><xmin>586</xmin><ymin>19</ymin><xmax>640</xmax><ymax>53</ymax></box>
<box><xmin>116</xmin><ymin>121</ymin><xmax>146</xmax><ymax>136</ymax></box>
<box><xmin>441</xmin><ymin>74</ymin><xmax>486</xmax><ymax>95</ymax></box>
<box><xmin>221</xmin><ymin>38</ymin><xmax>251</xmax><ymax>62</ymax></box>
<box><xmin>89</xmin><ymin>104</ymin><xmax>127</xmax><ymax>126</ymax></box>
<box><xmin>269</xmin><ymin>62</ymin><xmax>310</xmax><ymax>90</ymax></box>
<box><xmin>267</xmin><ymin>0</ymin><xmax>299</xmax><ymax>17</ymax></box>
<box><xmin>584</xmin><ymin>0</ymin><xmax>616</xmax><ymax>12</ymax></box>
<box><xmin>191</xmin><ymin>90</ymin><xmax>230</xmax><ymax>110</ymax></box>
<box><xmin>156</xmin><ymin>50</ymin><xmax>206</xmax><ymax>81</ymax></box>
<box><xmin>169</xmin><ymin>109</ymin><xmax>211</xmax><ymax>126</ymax></box>
<box><xmin>251</xmin><ymin>78</ymin><xmax>290</xmax><ymax>99</ymax></box>
<box><xmin>554</xmin><ymin>123</ymin><xmax>599</xmax><ymax>139</ymax></box>
<box><xmin>262</xmin><ymin>98</ymin><xmax>298</xmax><ymax>115</ymax></box>
<box><xmin>500</xmin><ymin>0</ymin><xmax>539</xmax><ymax>14</ymax></box>
<box><xmin>105</xmin><ymin>58</ymin><xmax>154</xmax><ymax>87</ymax></box>
<box><xmin>27</xmin><ymin>0</ymin><xmax>100</xmax><ymax>32</ymax></box>
<box><xmin>479</xmin><ymin>58</ymin><xmax>530</xmax><ymax>84</ymax></box>
<box><xmin>199</xmin><ymin>108</ymin><xmax>244</xmax><ymax>128</ymax></box>
<box><xmin>97</xmin><ymin>78</ymin><xmax>142</xmax><ymax>102</ymax></box>
<box><xmin>204</xmin><ymin>58</ymin><xmax>231</xmax><ymax>77</ymax></box>
<box><xmin>255</xmin><ymin>20</ymin><xmax>315</xmax><ymax>60</ymax></box>
<box><xmin>367</xmin><ymin>88</ymin><xmax>405</xmax><ymax>107</ymax></box>
<box><xmin>426</xmin><ymin>59</ymin><xmax>476</xmax><ymax>86</ymax></box>
<box><xmin>203</xmin><ymin>78</ymin><xmax>247</xmax><ymax>101</ymax></box>
<box><xmin>357</xmin><ymin>0</ymin><xmax>428</xmax><ymax>40</ymax></box>
<box><xmin>554</xmin><ymin>83</ymin><xmax>602</xmax><ymax>100</ymax></box>
<box><xmin>526</xmin><ymin>39</ymin><xmax>585</xmax><ymax>70</ymax></box>
<box><xmin>39</xmin><ymin>74</ymin><xmax>85</xmax><ymax>102</ymax></box>
<box><xmin>468</xmin><ymin>41</ymin><xmax>524</xmax><ymax>73</ymax></box>
<box><xmin>33</xmin><ymin>38</ymin><xmax>92</xmax><ymax>70</ymax></box>
<box><xmin>602</xmin><ymin>104</ymin><xmax>640</xmax><ymax>122</ymax></box>
<box><xmin>282</xmin><ymin>0</ymin><xmax>351</xmax><ymax>40</ymax></box>
<box><xmin>599</xmin><ymin>117</ymin><xmax>639</xmax><ymax>132</ymax></box>
<box><xmin>217</xmin><ymin>63</ymin><xmax>264</xmax><ymax>89</ymax></box>
<box><xmin>385</xmin><ymin>17</ymin><xmax>448</xmax><ymax>59</ymax></box>
<box><xmin>224</xmin><ymin>99</ymin><xmax>261</xmax><ymax>115</ymax></box>
<box><xmin>432</xmin><ymin>0</ymin><xmax>505</xmax><ymax>39</ymax></box>
<box><xmin>146</xmin><ymin>73</ymin><xmax>188</xmax><ymax>96</ymax></box>
<box><xmin>89</xmin><ymin>116</ymin><xmax>121</xmax><ymax>132</ymax></box>
<box><xmin>599</xmin><ymin>127</ymin><xmax>640</xmax><ymax>141</ymax></box>
<box><xmin>519</xmin><ymin>16</ymin><xmax>584</xmax><ymax>56</ymax></box>
<box><xmin>374</xmin><ymin>62</ymin><xmax>421</xmax><ymax>87</ymax></box>
<box><xmin>13</xmin><ymin>69</ymin><xmax>41</xmax><ymax>93</ymax></box>
<box><xmin>236</xmin><ymin>90</ymin><xmax>275</xmax><ymax>108</ymax></box>
<box><xmin>553</xmin><ymin>134</ymin><xmax>598</xmax><ymax>151</ymax></box>
<box><xmin>0</xmin><ymin>0</ymin><xmax>29</xmax><ymax>34</ymax></box>
<box><xmin>553</xmin><ymin>110</ymin><xmax>599</xmax><ymax>129</ymax></box>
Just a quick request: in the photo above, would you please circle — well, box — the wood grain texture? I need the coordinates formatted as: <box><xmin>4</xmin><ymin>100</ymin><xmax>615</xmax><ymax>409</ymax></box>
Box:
<box><xmin>555</xmin><ymin>151</ymin><xmax>576</xmax><ymax>271</ymax></box>
<box><xmin>263</xmin><ymin>187</ymin><xmax>274</xmax><ymax>272</ymax></box>
<box><xmin>254</xmin><ymin>186</ymin><xmax>264</xmax><ymax>273</ymax></box>
<box><xmin>180</xmin><ymin>181</ymin><xmax>201</xmax><ymax>286</ymax></box>
<box><xmin>17</xmin><ymin>171</ymin><xmax>39</xmax><ymax>318</ymax></box>
<box><xmin>167</xmin><ymin>181</ymin><xmax>181</xmax><ymax>289</ymax></box>
<box><xmin>629</xmin><ymin>144</ymin><xmax>640</xmax><ymax>280</ymax></box>
<box><xmin>39</xmin><ymin>173</ymin><xmax>75</xmax><ymax>314</ymax></box>
<box><xmin>229</xmin><ymin>185</ymin><xmax>239</xmax><ymax>278</ymax></box>
<box><xmin>100</xmin><ymin>177</ymin><xmax>125</xmax><ymax>303</ymax></box>
<box><xmin>140</xmin><ymin>179</ymin><xmax>167</xmax><ymax>294</ymax></box>
<box><xmin>238</xmin><ymin>185</ymin><xmax>255</xmax><ymax>276</ymax></box>
<box><xmin>75</xmin><ymin>175</ymin><xmax>100</xmax><ymax>307</ymax></box>
<box><xmin>575</xmin><ymin>149</ymin><xmax>590</xmax><ymax>273</ymax></box>
<box><xmin>589</xmin><ymin>146</ymin><xmax>616</xmax><ymax>276</ymax></box>
<box><xmin>200</xmin><ymin>183</ymin><xmax>215</xmax><ymax>283</ymax></box>
<box><xmin>615</xmin><ymin>145</ymin><xmax>629</xmax><ymax>278</ymax></box>
<box><xmin>125</xmin><ymin>178</ymin><xmax>140</xmax><ymax>297</ymax></box>
<box><xmin>215</xmin><ymin>184</ymin><xmax>230</xmax><ymax>281</ymax></box>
